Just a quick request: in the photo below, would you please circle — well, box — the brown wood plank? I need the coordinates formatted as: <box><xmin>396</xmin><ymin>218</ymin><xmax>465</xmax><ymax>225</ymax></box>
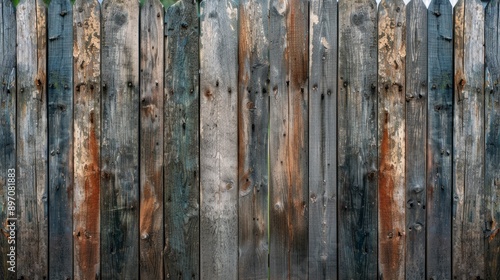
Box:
<box><xmin>73</xmin><ymin>0</ymin><xmax>101</xmax><ymax>279</ymax></box>
<box><xmin>139</xmin><ymin>0</ymin><xmax>164</xmax><ymax>279</ymax></box>
<box><xmin>453</xmin><ymin>0</ymin><xmax>485</xmax><ymax>278</ymax></box>
<box><xmin>405</xmin><ymin>0</ymin><xmax>427</xmax><ymax>279</ymax></box>
<box><xmin>377</xmin><ymin>1</ymin><xmax>407</xmax><ymax>279</ymax></box>
<box><xmin>16</xmin><ymin>0</ymin><xmax>48</xmax><ymax>278</ymax></box>
<box><xmin>199</xmin><ymin>0</ymin><xmax>239</xmax><ymax>278</ymax></box>
<box><xmin>238</xmin><ymin>0</ymin><xmax>269</xmax><ymax>278</ymax></box>
<box><xmin>163</xmin><ymin>0</ymin><xmax>200</xmax><ymax>278</ymax></box>
<box><xmin>101</xmin><ymin>0</ymin><xmax>140</xmax><ymax>278</ymax></box>
<box><xmin>337</xmin><ymin>0</ymin><xmax>378</xmax><ymax>278</ymax></box>
<box><xmin>308</xmin><ymin>0</ymin><xmax>337</xmax><ymax>279</ymax></box>
<box><xmin>269</xmin><ymin>0</ymin><xmax>309</xmax><ymax>278</ymax></box>
<box><xmin>426</xmin><ymin>0</ymin><xmax>453</xmax><ymax>278</ymax></box>
<box><xmin>0</xmin><ymin>0</ymin><xmax>16</xmax><ymax>279</ymax></box>
<box><xmin>485</xmin><ymin>1</ymin><xmax>500</xmax><ymax>278</ymax></box>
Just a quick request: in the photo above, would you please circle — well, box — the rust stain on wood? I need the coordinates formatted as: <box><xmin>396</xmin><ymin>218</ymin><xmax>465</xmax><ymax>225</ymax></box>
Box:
<box><xmin>75</xmin><ymin>115</ymin><xmax>100</xmax><ymax>274</ymax></box>
<box><xmin>237</xmin><ymin>4</ymin><xmax>250</xmax><ymax>196</ymax></box>
<box><xmin>139</xmin><ymin>182</ymin><xmax>156</xmax><ymax>238</ymax></box>
<box><xmin>287</xmin><ymin>0</ymin><xmax>308</xmax><ymax>87</ymax></box>
<box><xmin>378</xmin><ymin>110</ymin><xmax>399</xmax><ymax>272</ymax></box>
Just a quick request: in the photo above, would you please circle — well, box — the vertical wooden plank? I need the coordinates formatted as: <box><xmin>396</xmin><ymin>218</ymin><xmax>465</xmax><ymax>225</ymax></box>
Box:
<box><xmin>308</xmin><ymin>0</ymin><xmax>337</xmax><ymax>279</ymax></box>
<box><xmin>47</xmin><ymin>0</ymin><xmax>73</xmax><ymax>278</ymax></box>
<box><xmin>453</xmin><ymin>0</ymin><xmax>485</xmax><ymax>278</ymax></box>
<box><xmin>377</xmin><ymin>1</ymin><xmax>406</xmax><ymax>279</ymax></box>
<box><xmin>139</xmin><ymin>0</ymin><xmax>164</xmax><ymax>278</ymax></box>
<box><xmin>101</xmin><ymin>0</ymin><xmax>139</xmax><ymax>278</ymax></box>
<box><xmin>16</xmin><ymin>0</ymin><xmax>48</xmax><ymax>278</ymax></box>
<box><xmin>405</xmin><ymin>0</ymin><xmax>427</xmax><ymax>279</ymax></box>
<box><xmin>0</xmin><ymin>0</ymin><xmax>16</xmax><ymax>279</ymax></box>
<box><xmin>485</xmin><ymin>1</ymin><xmax>500</xmax><ymax>278</ymax></box>
<box><xmin>164</xmin><ymin>0</ymin><xmax>200</xmax><ymax>278</ymax></box>
<box><xmin>269</xmin><ymin>0</ymin><xmax>309</xmax><ymax>278</ymax></box>
<box><xmin>426</xmin><ymin>0</ymin><xmax>453</xmax><ymax>278</ymax></box>
<box><xmin>199</xmin><ymin>0</ymin><xmax>238</xmax><ymax>278</ymax></box>
<box><xmin>238</xmin><ymin>0</ymin><xmax>269</xmax><ymax>278</ymax></box>
<box><xmin>337</xmin><ymin>0</ymin><xmax>378</xmax><ymax>278</ymax></box>
<box><xmin>73</xmin><ymin>0</ymin><xmax>101</xmax><ymax>279</ymax></box>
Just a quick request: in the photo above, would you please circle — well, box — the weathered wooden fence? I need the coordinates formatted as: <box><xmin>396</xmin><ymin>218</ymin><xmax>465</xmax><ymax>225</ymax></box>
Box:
<box><xmin>1</xmin><ymin>0</ymin><xmax>499</xmax><ymax>279</ymax></box>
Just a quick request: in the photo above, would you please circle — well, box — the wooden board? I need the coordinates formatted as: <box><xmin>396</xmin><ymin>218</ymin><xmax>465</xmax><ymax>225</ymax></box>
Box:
<box><xmin>269</xmin><ymin>0</ymin><xmax>309</xmax><ymax>278</ymax></box>
<box><xmin>47</xmin><ymin>0</ymin><xmax>73</xmax><ymax>278</ymax></box>
<box><xmin>238</xmin><ymin>0</ymin><xmax>269</xmax><ymax>279</ymax></box>
<box><xmin>199</xmin><ymin>0</ymin><xmax>238</xmax><ymax>278</ymax></box>
<box><xmin>337</xmin><ymin>0</ymin><xmax>378</xmax><ymax>279</ymax></box>
<box><xmin>426</xmin><ymin>0</ymin><xmax>453</xmax><ymax>278</ymax></box>
<box><xmin>73</xmin><ymin>0</ymin><xmax>101</xmax><ymax>279</ymax></box>
<box><xmin>377</xmin><ymin>1</ymin><xmax>406</xmax><ymax>279</ymax></box>
<box><xmin>405</xmin><ymin>1</ymin><xmax>427</xmax><ymax>279</ymax></box>
<box><xmin>139</xmin><ymin>0</ymin><xmax>164</xmax><ymax>279</ymax></box>
<box><xmin>163</xmin><ymin>0</ymin><xmax>200</xmax><ymax>278</ymax></box>
<box><xmin>484</xmin><ymin>0</ymin><xmax>500</xmax><ymax>278</ymax></box>
<box><xmin>0</xmin><ymin>0</ymin><xmax>16</xmax><ymax>279</ymax></box>
<box><xmin>308</xmin><ymin>0</ymin><xmax>337</xmax><ymax>279</ymax></box>
<box><xmin>453</xmin><ymin>0</ymin><xmax>485</xmax><ymax>278</ymax></box>
<box><xmin>16</xmin><ymin>0</ymin><xmax>48</xmax><ymax>278</ymax></box>
<box><xmin>101</xmin><ymin>0</ymin><xmax>140</xmax><ymax>278</ymax></box>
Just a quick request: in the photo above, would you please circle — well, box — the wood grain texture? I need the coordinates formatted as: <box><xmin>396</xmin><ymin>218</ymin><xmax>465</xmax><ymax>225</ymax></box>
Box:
<box><xmin>101</xmin><ymin>0</ymin><xmax>140</xmax><ymax>278</ymax></box>
<box><xmin>377</xmin><ymin>1</ymin><xmax>406</xmax><ymax>279</ymax></box>
<box><xmin>405</xmin><ymin>0</ymin><xmax>427</xmax><ymax>279</ymax></box>
<box><xmin>73</xmin><ymin>0</ymin><xmax>101</xmax><ymax>279</ymax></box>
<box><xmin>485</xmin><ymin>1</ymin><xmax>500</xmax><ymax>278</ymax></box>
<box><xmin>139</xmin><ymin>1</ymin><xmax>164</xmax><ymax>279</ymax></box>
<box><xmin>308</xmin><ymin>0</ymin><xmax>337</xmax><ymax>279</ymax></box>
<box><xmin>238</xmin><ymin>0</ymin><xmax>269</xmax><ymax>278</ymax></box>
<box><xmin>47</xmin><ymin>0</ymin><xmax>73</xmax><ymax>278</ymax></box>
<box><xmin>426</xmin><ymin>0</ymin><xmax>453</xmax><ymax>278</ymax></box>
<box><xmin>164</xmin><ymin>0</ymin><xmax>200</xmax><ymax>279</ymax></box>
<box><xmin>337</xmin><ymin>0</ymin><xmax>378</xmax><ymax>279</ymax></box>
<box><xmin>269</xmin><ymin>0</ymin><xmax>309</xmax><ymax>278</ymax></box>
<box><xmin>199</xmin><ymin>0</ymin><xmax>238</xmax><ymax>278</ymax></box>
<box><xmin>0</xmin><ymin>0</ymin><xmax>16</xmax><ymax>279</ymax></box>
<box><xmin>453</xmin><ymin>0</ymin><xmax>485</xmax><ymax>278</ymax></box>
<box><xmin>16</xmin><ymin>0</ymin><xmax>48</xmax><ymax>278</ymax></box>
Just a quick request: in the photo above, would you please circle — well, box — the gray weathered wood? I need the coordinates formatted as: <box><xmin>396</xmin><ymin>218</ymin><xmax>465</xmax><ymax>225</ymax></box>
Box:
<box><xmin>164</xmin><ymin>0</ymin><xmax>200</xmax><ymax>279</ymax></box>
<box><xmin>453</xmin><ymin>0</ymin><xmax>485</xmax><ymax>278</ymax></box>
<box><xmin>101</xmin><ymin>0</ymin><xmax>140</xmax><ymax>278</ymax></box>
<box><xmin>73</xmin><ymin>0</ymin><xmax>101</xmax><ymax>279</ymax></box>
<box><xmin>405</xmin><ymin>0</ymin><xmax>427</xmax><ymax>279</ymax></box>
<box><xmin>337</xmin><ymin>0</ymin><xmax>378</xmax><ymax>279</ymax></box>
<box><xmin>485</xmin><ymin>1</ymin><xmax>500</xmax><ymax>278</ymax></box>
<box><xmin>377</xmin><ymin>1</ymin><xmax>406</xmax><ymax>279</ymax></box>
<box><xmin>0</xmin><ymin>0</ymin><xmax>16</xmax><ymax>279</ymax></box>
<box><xmin>139</xmin><ymin>1</ymin><xmax>164</xmax><ymax>279</ymax></box>
<box><xmin>238</xmin><ymin>0</ymin><xmax>269</xmax><ymax>278</ymax></box>
<box><xmin>426</xmin><ymin>0</ymin><xmax>453</xmax><ymax>278</ymax></box>
<box><xmin>308</xmin><ymin>0</ymin><xmax>337</xmax><ymax>279</ymax></box>
<box><xmin>269</xmin><ymin>0</ymin><xmax>309</xmax><ymax>278</ymax></box>
<box><xmin>199</xmin><ymin>0</ymin><xmax>238</xmax><ymax>278</ymax></box>
<box><xmin>47</xmin><ymin>0</ymin><xmax>73</xmax><ymax>278</ymax></box>
<box><xmin>16</xmin><ymin>0</ymin><xmax>48</xmax><ymax>278</ymax></box>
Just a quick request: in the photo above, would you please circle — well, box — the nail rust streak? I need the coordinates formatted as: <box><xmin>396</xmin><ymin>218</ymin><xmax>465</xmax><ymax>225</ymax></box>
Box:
<box><xmin>288</xmin><ymin>0</ymin><xmax>308</xmax><ymax>88</ymax></box>
<box><xmin>490</xmin><ymin>228</ymin><xmax>500</xmax><ymax>241</ymax></box>
<box><xmin>455</xmin><ymin>4</ymin><xmax>465</xmax><ymax>101</ymax></box>
<box><xmin>75</xmin><ymin>112</ymin><xmax>100</xmax><ymax>277</ymax></box>
<box><xmin>140</xmin><ymin>181</ymin><xmax>156</xmax><ymax>238</ymax></box>
<box><xmin>427</xmin><ymin>143</ymin><xmax>434</xmax><ymax>199</ymax></box>
<box><xmin>238</xmin><ymin>4</ymin><xmax>251</xmax><ymax>196</ymax></box>
<box><xmin>379</xmin><ymin>111</ymin><xmax>399</xmax><ymax>274</ymax></box>
<box><xmin>286</xmin><ymin>0</ymin><xmax>307</xmax><ymax>276</ymax></box>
